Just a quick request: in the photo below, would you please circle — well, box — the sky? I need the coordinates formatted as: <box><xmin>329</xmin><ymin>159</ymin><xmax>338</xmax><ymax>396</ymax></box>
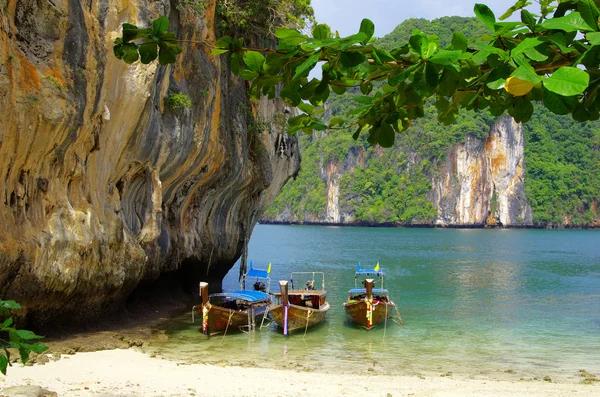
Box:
<box><xmin>311</xmin><ymin>0</ymin><xmax>526</xmax><ymax>37</ymax></box>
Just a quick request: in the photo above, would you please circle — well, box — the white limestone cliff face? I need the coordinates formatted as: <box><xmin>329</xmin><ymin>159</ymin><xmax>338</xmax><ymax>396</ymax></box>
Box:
<box><xmin>430</xmin><ymin>117</ymin><xmax>532</xmax><ymax>226</ymax></box>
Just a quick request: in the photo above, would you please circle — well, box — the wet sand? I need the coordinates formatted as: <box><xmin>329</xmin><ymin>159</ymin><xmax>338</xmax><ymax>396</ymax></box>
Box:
<box><xmin>1</xmin><ymin>348</ymin><xmax>599</xmax><ymax>397</ymax></box>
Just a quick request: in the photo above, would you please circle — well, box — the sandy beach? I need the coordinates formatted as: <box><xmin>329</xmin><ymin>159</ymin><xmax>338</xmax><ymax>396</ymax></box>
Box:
<box><xmin>0</xmin><ymin>348</ymin><xmax>598</xmax><ymax>397</ymax></box>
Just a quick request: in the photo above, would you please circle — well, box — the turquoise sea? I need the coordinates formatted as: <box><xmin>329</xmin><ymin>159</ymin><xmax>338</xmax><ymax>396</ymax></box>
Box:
<box><xmin>150</xmin><ymin>225</ymin><xmax>600</xmax><ymax>381</ymax></box>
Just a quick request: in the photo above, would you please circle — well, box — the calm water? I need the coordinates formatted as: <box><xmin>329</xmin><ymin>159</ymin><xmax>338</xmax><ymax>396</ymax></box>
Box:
<box><xmin>150</xmin><ymin>225</ymin><xmax>600</xmax><ymax>380</ymax></box>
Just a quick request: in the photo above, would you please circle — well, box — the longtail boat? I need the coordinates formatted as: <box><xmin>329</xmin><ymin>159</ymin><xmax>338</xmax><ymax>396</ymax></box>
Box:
<box><xmin>269</xmin><ymin>272</ymin><xmax>330</xmax><ymax>335</ymax></box>
<box><xmin>192</xmin><ymin>261</ymin><xmax>272</xmax><ymax>335</ymax></box>
<box><xmin>342</xmin><ymin>263</ymin><xmax>402</xmax><ymax>330</ymax></box>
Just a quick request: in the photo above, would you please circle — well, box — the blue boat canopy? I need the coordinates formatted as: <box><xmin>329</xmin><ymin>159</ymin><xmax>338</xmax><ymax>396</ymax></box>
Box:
<box><xmin>245</xmin><ymin>260</ymin><xmax>271</xmax><ymax>279</ymax></box>
<box><xmin>348</xmin><ymin>288</ymin><xmax>389</xmax><ymax>295</ymax></box>
<box><xmin>210</xmin><ymin>290</ymin><xmax>271</xmax><ymax>303</ymax></box>
<box><xmin>355</xmin><ymin>262</ymin><xmax>384</xmax><ymax>276</ymax></box>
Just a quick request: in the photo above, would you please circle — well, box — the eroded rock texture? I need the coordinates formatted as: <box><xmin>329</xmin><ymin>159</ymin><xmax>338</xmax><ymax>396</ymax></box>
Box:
<box><xmin>430</xmin><ymin>117</ymin><xmax>532</xmax><ymax>226</ymax></box>
<box><xmin>0</xmin><ymin>0</ymin><xmax>299</xmax><ymax>325</ymax></box>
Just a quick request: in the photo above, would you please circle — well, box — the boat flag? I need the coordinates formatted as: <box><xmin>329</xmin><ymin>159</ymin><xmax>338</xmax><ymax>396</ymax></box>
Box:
<box><xmin>357</xmin><ymin>263</ymin><xmax>362</xmax><ymax>272</ymax></box>
<box><xmin>267</xmin><ymin>262</ymin><xmax>272</xmax><ymax>274</ymax></box>
<box><xmin>374</xmin><ymin>262</ymin><xmax>380</xmax><ymax>271</ymax></box>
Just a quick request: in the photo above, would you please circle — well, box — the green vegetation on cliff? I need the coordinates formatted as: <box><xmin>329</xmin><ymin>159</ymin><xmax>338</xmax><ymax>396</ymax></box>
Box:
<box><xmin>523</xmin><ymin>108</ymin><xmax>600</xmax><ymax>225</ymax></box>
<box><xmin>263</xmin><ymin>16</ymin><xmax>600</xmax><ymax>226</ymax></box>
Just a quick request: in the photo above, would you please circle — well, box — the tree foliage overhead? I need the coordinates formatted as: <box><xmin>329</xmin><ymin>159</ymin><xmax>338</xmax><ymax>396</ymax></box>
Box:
<box><xmin>115</xmin><ymin>0</ymin><xmax>600</xmax><ymax>148</ymax></box>
<box><xmin>263</xmin><ymin>15</ymin><xmax>600</xmax><ymax>227</ymax></box>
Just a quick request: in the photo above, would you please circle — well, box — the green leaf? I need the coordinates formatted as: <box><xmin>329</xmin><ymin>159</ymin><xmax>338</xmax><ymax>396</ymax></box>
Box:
<box><xmin>28</xmin><ymin>342</ymin><xmax>48</xmax><ymax>354</ymax></box>
<box><xmin>508</xmin><ymin>97</ymin><xmax>534</xmax><ymax>123</ymax></box>
<box><xmin>542</xmin><ymin>87</ymin><xmax>576</xmax><ymax>115</ymax></box>
<box><xmin>16</xmin><ymin>329</ymin><xmax>44</xmax><ymax>340</ymax></box>
<box><xmin>523</xmin><ymin>47</ymin><xmax>548</xmax><ymax>62</ymax></box>
<box><xmin>331</xmin><ymin>84</ymin><xmax>346</xmax><ymax>95</ymax></box>
<box><xmin>360</xmin><ymin>81</ymin><xmax>373</xmax><ymax>95</ymax></box>
<box><xmin>211</xmin><ymin>48</ymin><xmax>229</xmax><ymax>56</ymax></box>
<box><xmin>240</xmin><ymin>70</ymin><xmax>259</xmax><ymax>80</ymax></box>
<box><xmin>359</xmin><ymin>19</ymin><xmax>375</xmax><ymax>43</ymax></box>
<box><xmin>429</xmin><ymin>50</ymin><xmax>462</xmax><ymax>66</ymax></box>
<box><xmin>215</xmin><ymin>36</ymin><xmax>233</xmax><ymax>48</ymax></box>
<box><xmin>353</xmin><ymin>95</ymin><xmax>374</xmax><ymax>105</ymax></box>
<box><xmin>18</xmin><ymin>346</ymin><xmax>29</xmax><ymax>364</ymax></box>
<box><xmin>0</xmin><ymin>300</ymin><xmax>21</xmax><ymax>310</ymax></box>
<box><xmin>541</xmin><ymin>12</ymin><xmax>595</xmax><ymax>32</ymax></box>
<box><xmin>298</xmin><ymin>102</ymin><xmax>314</xmax><ymax>114</ymax></box>
<box><xmin>409</xmin><ymin>30</ymin><xmax>428</xmax><ymax>57</ymax></box>
<box><xmin>152</xmin><ymin>16</ymin><xmax>169</xmax><ymax>35</ymax></box>
<box><xmin>340</xmin><ymin>33</ymin><xmax>368</xmax><ymax>50</ymax></box>
<box><xmin>121</xmin><ymin>43</ymin><xmax>139</xmax><ymax>64</ymax></box>
<box><xmin>312</xmin><ymin>24</ymin><xmax>330</xmax><ymax>40</ymax></box>
<box><xmin>376</xmin><ymin>123</ymin><xmax>396</xmax><ymax>148</ymax></box>
<box><xmin>578</xmin><ymin>0</ymin><xmax>600</xmax><ymax>32</ymax></box>
<box><xmin>158</xmin><ymin>42</ymin><xmax>182</xmax><ymax>65</ymax></box>
<box><xmin>329</xmin><ymin>117</ymin><xmax>345</xmax><ymax>128</ymax></box>
<box><xmin>511</xmin><ymin>37</ymin><xmax>543</xmax><ymax>57</ymax></box>
<box><xmin>244</xmin><ymin>51</ymin><xmax>265</xmax><ymax>73</ymax></box>
<box><xmin>275</xmin><ymin>28</ymin><xmax>308</xmax><ymax>46</ymax></box>
<box><xmin>511</xmin><ymin>65</ymin><xmax>542</xmax><ymax>84</ymax></box>
<box><xmin>374</xmin><ymin>47</ymin><xmax>395</xmax><ymax>62</ymax></box>
<box><xmin>1</xmin><ymin>317</ymin><xmax>13</xmax><ymax>329</ymax></box>
<box><xmin>451</xmin><ymin>31</ymin><xmax>468</xmax><ymax>52</ymax></box>
<box><xmin>122</xmin><ymin>25</ymin><xmax>149</xmax><ymax>43</ymax></box>
<box><xmin>138</xmin><ymin>42</ymin><xmax>158</xmax><ymax>64</ymax></box>
<box><xmin>521</xmin><ymin>9</ymin><xmax>537</xmax><ymax>32</ymax></box>
<box><xmin>0</xmin><ymin>354</ymin><xmax>7</xmax><ymax>376</ymax></box>
<box><xmin>352</xmin><ymin>125</ymin><xmax>363</xmax><ymax>140</ymax></box>
<box><xmin>339</xmin><ymin>51</ymin><xmax>367</xmax><ymax>67</ymax></box>
<box><xmin>588</xmin><ymin>31</ymin><xmax>600</xmax><ymax>45</ymax></box>
<box><xmin>474</xmin><ymin>3</ymin><xmax>496</xmax><ymax>32</ymax></box>
<box><xmin>544</xmin><ymin>67</ymin><xmax>590</xmax><ymax>96</ymax></box>
<box><xmin>292</xmin><ymin>52</ymin><xmax>320</xmax><ymax>80</ymax></box>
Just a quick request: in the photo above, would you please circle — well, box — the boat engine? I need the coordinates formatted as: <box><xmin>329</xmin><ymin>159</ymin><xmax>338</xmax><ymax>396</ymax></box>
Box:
<box><xmin>253</xmin><ymin>281</ymin><xmax>266</xmax><ymax>292</ymax></box>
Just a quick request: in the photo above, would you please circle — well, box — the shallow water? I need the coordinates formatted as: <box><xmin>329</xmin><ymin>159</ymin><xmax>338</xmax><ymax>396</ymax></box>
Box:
<box><xmin>150</xmin><ymin>226</ymin><xmax>600</xmax><ymax>381</ymax></box>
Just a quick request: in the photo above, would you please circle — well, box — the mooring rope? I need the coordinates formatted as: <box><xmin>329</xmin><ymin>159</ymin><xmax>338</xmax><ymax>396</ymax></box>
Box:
<box><xmin>302</xmin><ymin>309</ymin><xmax>313</xmax><ymax>340</ymax></box>
<box><xmin>220</xmin><ymin>310</ymin><xmax>235</xmax><ymax>345</ymax></box>
<box><xmin>393</xmin><ymin>305</ymin><xmax>404</xmax><ymax>326</ymax></box>
<box><xmin>260</xmin><ymin>305</ymin><xmax>271</xmax><ymax>329</ymax></box>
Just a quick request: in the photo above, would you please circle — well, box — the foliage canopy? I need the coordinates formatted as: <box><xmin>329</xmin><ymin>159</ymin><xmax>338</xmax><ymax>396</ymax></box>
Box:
<box><xmin>115</xmin><ymin>0</ymin><xmax>600</xmax><ymax>148</ymax></box>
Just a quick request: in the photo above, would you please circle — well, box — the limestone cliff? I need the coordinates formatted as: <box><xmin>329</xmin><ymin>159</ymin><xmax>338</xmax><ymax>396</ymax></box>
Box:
<box><xmin>430</xmin><ymin>117</ymin><xmax>532</xmax><ymax>226</ymax></box>
<box><xmin>263</xmin><ymin>117</ymin><xmax>532</xmax><ymax>227</ymax></box>
<box><xmin>0</xmin><ymin>0</ymin><xmax>299</xmax><ymax>325</ymax></box>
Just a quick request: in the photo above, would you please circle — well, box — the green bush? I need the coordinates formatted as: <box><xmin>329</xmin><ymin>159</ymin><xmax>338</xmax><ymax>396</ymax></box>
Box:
<box><xmin>166</xmin><ymin>93</ymin><xmax>192</xmax><ymax>110</ymax></box>
<box><xmin>0</xmin><ymin>300</ymin><xmax>48</xmax><ymax>375</ymax></box>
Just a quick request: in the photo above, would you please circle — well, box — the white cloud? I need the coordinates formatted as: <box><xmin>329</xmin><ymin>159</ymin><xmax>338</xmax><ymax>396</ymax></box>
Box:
<box><xmin>311</xmin><ymin>0</ymin><xmax>525</xmax><ymax>37</ymax></box>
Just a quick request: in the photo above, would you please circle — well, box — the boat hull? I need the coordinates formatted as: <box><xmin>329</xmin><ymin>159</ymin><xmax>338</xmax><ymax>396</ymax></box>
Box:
<box><xmin>343</xmin><ymin>300</ymin><xmax>396</xmax><ymax>330</ymax></box>
<box><xmin>270</xmin><ymin>302</ymin><xmax>330</xmax><ymax>334</ymax></box>
<box><xmin>195</xmin><ymin>303</ymin><xmax>269</xmax><ymax>335</ymax></box>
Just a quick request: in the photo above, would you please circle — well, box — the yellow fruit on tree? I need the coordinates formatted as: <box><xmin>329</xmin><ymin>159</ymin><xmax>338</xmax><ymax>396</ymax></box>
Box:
<box><xmin>504</xmin><ymin>76</ymin><xmax>534</xmax><ymax>96</ymax></box>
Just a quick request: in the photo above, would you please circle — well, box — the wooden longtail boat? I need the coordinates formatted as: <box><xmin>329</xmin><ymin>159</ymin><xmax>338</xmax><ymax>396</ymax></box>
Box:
<box><xmin>192</xmin><ymin>262</ymin><xmax>272</xmax><ymax>336</ymax></box>
<box><xmin>342</xmin><ymin>264</ymin><xmax>402</xmax><ymax>330</ymax></box>
<box><xmin>269</xmin><ymin>272</ymin><xmax>330</xmax><ymax>335</ymax></box>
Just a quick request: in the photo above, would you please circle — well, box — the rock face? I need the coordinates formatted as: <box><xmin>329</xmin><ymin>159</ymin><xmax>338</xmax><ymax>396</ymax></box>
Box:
<box><xmin>430</xmin><ymin>117</ymin><xmax>533</xmax><ymax>226</ymax></box>
<box><xmin>0</xmin><ymin>0</ymin><xmax>299</xmax><ymax>325</ymax></box>
<box><xmin>265</xmin><ymin>117</ymin><xmax>532</xmax><ymax>227</ymax></box>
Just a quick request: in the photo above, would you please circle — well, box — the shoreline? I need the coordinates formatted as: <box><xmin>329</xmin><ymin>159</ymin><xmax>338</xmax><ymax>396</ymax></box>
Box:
<box><xmin>257</xmin><ymin>220</ymin><xmax>600</xmax><ymax>230</ymax></box>
<box><xmin>1</xmin><ymin>348</ymin><xmax>598</xmax><ymax>397</ymax></box>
